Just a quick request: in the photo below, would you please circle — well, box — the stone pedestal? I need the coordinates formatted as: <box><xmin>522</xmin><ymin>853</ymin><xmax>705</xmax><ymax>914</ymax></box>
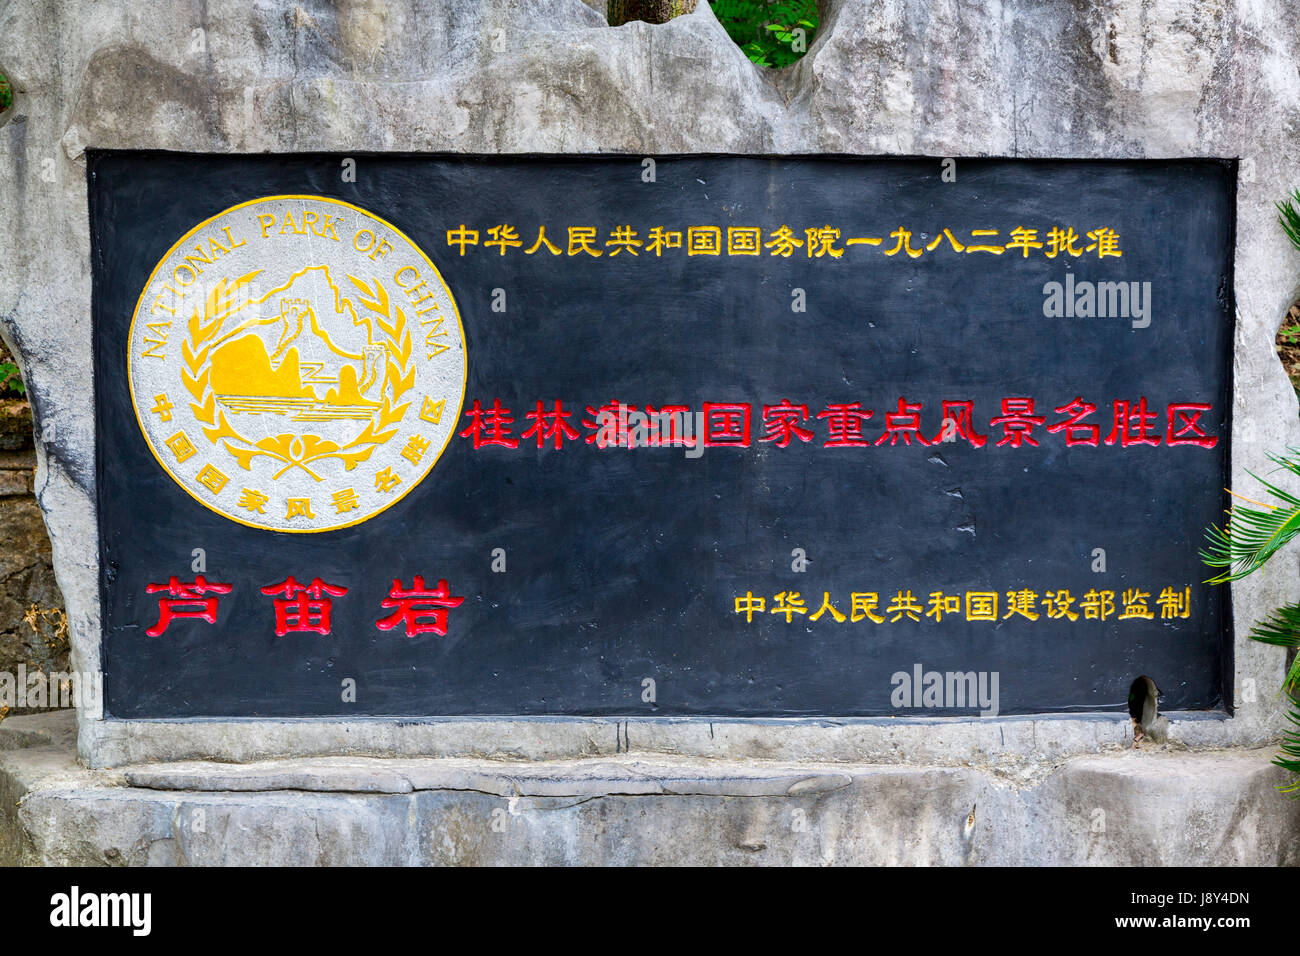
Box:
<box><xmin>3</xmin><ymin>711</ymin><xmax>1296</xmax><ymax>865</ymax></box>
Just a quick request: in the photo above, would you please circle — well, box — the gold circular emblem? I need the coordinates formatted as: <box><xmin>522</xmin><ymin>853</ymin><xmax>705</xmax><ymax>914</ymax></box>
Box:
<box><xmin>128</xmin><ymin>195</ymin><xmax>467</xmax><ymax>532</ymax></box>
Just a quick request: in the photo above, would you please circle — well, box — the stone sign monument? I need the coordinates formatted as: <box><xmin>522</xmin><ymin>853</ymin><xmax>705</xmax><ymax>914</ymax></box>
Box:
<box><xmin>0</xmin><ymin>0</ymin><xmax>1298</xmax><ymax>866</ymax></box>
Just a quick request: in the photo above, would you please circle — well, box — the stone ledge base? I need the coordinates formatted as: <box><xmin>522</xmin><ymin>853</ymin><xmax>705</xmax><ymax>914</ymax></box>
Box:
<box><xmin>2</xmin><ymin>712</ymin><xmax>1297</xmax><ymax>865</ymax></box>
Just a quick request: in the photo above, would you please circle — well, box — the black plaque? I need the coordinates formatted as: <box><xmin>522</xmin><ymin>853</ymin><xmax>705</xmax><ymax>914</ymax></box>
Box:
<box><xmin>90</xmin><ymin>153</ymin><xmax>1234</xmax><ymax>718</ymax></box>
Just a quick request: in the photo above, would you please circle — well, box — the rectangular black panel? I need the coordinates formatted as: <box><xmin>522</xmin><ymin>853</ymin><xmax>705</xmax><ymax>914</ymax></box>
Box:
<box><xmin>90</xmin><ymin>152</ymin><xmax>1235</xmax><ymax>718</ymax></box>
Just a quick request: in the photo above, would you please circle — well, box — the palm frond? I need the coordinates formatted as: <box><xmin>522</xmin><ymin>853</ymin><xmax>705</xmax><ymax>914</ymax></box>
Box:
<box><xmin>1249</xmin><ymin>602</ymin><xmax>1300</xmax><ymax>649</ymax></box>
<box><xmin>1278</xmin><ymin>188</ymin><xmax>1300</xmax><ymax>253</ymax></box>
<box><xmin>1201</xmin><ymin>449</ymin><xmax>1300</xmax><ymax>583</ymax></box>
<box><xmin>1249</xmin><ymin>602</ymin><xmax>1300</xmax><ymax>693</ymax></box>
<box><xmin>1206</xmin><ymin>445</ymin><xmax>1300</xmax><ymax>795</ymax></box>
<box><xmin>1275</xmin><ymin>697</ymin><xmax>1300</xmax><ymax>794</ymax></box>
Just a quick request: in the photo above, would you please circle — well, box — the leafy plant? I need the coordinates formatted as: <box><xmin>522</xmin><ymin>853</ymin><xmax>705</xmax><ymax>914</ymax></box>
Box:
<box><xmin>0</xmin><ymin>72</ymin><xmax>10</xmax><ymax>114</ymax></box>
<box><xmin>710</xmin><ymin>0</ymin><xmax>818</xmax><ymax>68</ymax></box>
<box><xmin>1202</xmin><ymin>451</ymin><xmax>1300</xmax><ymax>791</ymax></box>
<box><xmin>0</xmin><ymin>362</ymin><xmax>23</xmax><ymax>397</ymax></box>
<box><xmin>1279</xmin><ymin>188</ymin><xmax>1300</xmax><ymax>252</ymax></box>
<box><xmin>1202</xmin><ymin>194</ymin><xmax>1300</xmax><ymax>793</ymax></box>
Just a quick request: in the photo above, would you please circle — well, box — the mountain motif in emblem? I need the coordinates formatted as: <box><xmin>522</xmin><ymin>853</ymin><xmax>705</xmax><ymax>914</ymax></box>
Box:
<box><xmin>128</xmin><ymin>195</ymin><xmax>466</xmax><ymax>532</ymax></box>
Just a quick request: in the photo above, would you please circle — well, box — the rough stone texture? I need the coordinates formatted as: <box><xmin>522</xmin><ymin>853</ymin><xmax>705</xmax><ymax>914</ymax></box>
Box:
<box><xmin>0</xmin><ymin>0</ymin><xmax>1297</xmax><ymax>772</ymax></box>
<box><xmin>3</xmin><ymin>711</ymin><xmax>1296</xmax><ymax>865</ymax></box>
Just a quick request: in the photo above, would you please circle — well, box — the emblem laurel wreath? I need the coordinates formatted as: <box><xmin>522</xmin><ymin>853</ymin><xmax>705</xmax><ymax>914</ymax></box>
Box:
<box><xmin>181</xmin><ymin>271</ymin><xmax>415</xmax><ymax>481</ymax></box>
